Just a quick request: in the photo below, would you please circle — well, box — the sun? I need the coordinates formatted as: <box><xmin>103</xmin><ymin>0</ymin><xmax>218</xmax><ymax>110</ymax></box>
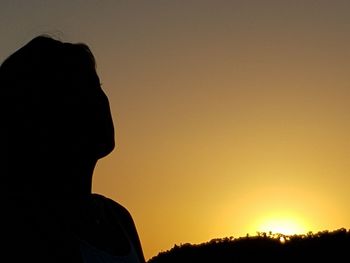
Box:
<box><xmin>255</xmin><ymin>213</ymin><xmax>307</xmax><ymax>236</ymax></box>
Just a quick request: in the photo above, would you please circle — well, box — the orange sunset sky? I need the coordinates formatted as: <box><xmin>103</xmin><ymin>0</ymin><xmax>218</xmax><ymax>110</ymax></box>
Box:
<box><xmin>1</xmin><ymin>1</ymin><xmax>350</xmax><ymax>260</ymax></box>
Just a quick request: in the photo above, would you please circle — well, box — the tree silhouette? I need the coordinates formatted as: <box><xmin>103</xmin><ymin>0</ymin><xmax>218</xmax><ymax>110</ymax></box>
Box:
<box><xmin>148</xmin><ymin>228</ymin><xmax>350</xmax><ymax>263</ymax></box>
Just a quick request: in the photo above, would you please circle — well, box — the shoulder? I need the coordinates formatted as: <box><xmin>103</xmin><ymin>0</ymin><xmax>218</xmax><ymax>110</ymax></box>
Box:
<box><xmin>90</xmin><ymin>193</ymin><xmax>134</xmax><ymax>229</ymax></box>
<box><xmin>91</xmin><ymin>193</ymin><xmax>130</xmax><ymax>216</ymax></box>
<box><xmin>91</xmin><ymin>193</ymin><xmax>145</xmax><ymax>262</ymax></box>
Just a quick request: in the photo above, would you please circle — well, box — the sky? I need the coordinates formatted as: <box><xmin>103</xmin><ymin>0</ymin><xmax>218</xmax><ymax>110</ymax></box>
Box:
<box><xmin>1</xmin><ymin>0</ymin><xmax>350</xmax><ymax>260</ymax></box>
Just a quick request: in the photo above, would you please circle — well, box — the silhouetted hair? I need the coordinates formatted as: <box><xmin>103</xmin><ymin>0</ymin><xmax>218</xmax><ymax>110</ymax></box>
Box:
<box><xmin>0</xmin><ymin>35</ymin><xmax>97</xmax><ymax>127</ymax></box>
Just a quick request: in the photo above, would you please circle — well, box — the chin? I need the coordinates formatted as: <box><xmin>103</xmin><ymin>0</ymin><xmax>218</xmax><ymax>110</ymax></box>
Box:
<box><xmin>96</xmin><ymin>140</ymin><xmax>115</xmax><ymax>159</ymax></box>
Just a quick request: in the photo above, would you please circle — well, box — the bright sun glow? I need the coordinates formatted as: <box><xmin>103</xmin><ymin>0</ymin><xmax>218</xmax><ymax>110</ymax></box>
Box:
<box><xmin>256</xmin><ymin>215</ymin><xmax>307</xmax><ymax>236</ymax></box>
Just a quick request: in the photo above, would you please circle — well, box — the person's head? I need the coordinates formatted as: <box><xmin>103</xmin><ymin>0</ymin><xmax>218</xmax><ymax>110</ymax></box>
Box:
<box><xmin>0</xmin><ymin>36</ymin><xmax>115</xmax><ymax>193</ymax></box>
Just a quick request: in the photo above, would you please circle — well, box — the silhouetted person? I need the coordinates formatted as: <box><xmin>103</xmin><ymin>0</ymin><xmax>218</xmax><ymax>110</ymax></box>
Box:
<box><xmin>0</xmin><ymin>36</ymin><xmax>145</xmax><ymax>262</ymax></box>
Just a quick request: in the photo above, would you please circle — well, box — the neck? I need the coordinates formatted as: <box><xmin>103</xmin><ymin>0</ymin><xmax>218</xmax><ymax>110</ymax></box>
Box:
<box><xmin>6</xmin><ymin>155</ymin><xmax>98</xmax><ymax>201</ymax></box>
<box><xmin>59</xmin><ymin>156</ymin><xmax>98</xmax><ymax>198</ymax></box>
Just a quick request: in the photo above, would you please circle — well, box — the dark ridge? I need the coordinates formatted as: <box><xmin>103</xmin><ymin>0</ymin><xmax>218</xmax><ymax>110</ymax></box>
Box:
<box><xmin>148</xmin><ymin>228</ymin><xmax>350</xmax><ymax>263</ymax></box>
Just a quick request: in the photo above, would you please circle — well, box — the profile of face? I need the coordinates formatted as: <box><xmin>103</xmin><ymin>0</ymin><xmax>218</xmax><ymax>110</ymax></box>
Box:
<box><xmin>73</xmin><ymin>69</ymin><xmax>115</xmax><ymax>160</ymax></box>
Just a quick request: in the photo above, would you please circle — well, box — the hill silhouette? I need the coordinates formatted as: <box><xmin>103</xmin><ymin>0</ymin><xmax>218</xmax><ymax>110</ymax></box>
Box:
<box><xmin>148</xmin><ymin>228</ymin><xmax>349</xmax><ymax>263</ymax></box>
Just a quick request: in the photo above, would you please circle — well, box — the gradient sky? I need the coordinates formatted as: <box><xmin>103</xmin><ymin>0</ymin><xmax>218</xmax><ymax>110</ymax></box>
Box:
<box><xmin>1</xmin><ymin>1</ymin><xmax>350</xmax><ymax>260</ymax></box>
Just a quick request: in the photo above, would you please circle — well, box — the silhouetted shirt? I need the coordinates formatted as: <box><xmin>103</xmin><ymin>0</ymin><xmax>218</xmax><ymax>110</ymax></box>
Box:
<box><xmin>76</xmin><ymin>194</ymin><xmax>145</xmax><ymax>263</ymax></box>
<box><xmin>80</xmin><ymin>232</ymin><xmax>141</xmax><ymax>263</ymax></box>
